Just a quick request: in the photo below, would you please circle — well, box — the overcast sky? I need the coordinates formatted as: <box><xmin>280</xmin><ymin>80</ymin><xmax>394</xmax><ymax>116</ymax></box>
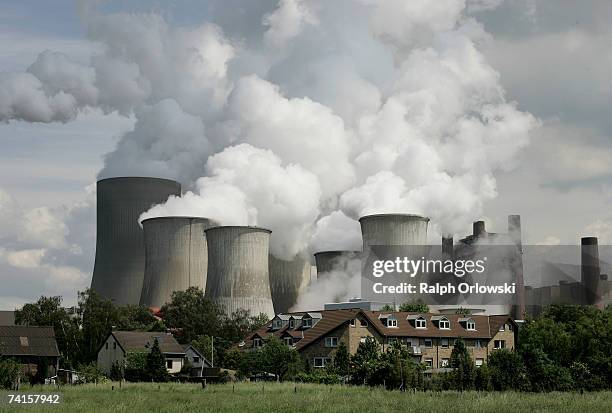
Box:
<box><xmin>1</xmin><ymin>0</ymin><xmax>611</xmax><ymax>309</ymax></box>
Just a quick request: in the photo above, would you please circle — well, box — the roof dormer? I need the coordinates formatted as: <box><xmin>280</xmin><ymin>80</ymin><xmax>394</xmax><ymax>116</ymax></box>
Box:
<box><xmin>459</xmin><ymin>317</ymin><xmax>476</xmax><ymax>331</ymax></box>
<box><xmin>407</xmin><ymin>314</ymin><xmax>427</xmax><ymax>329</ymax></box>
<box><xmin>301</xmin><ymin>312</ymin><xmax>322</xmax><ymax>329</ymax></box>
<box><xmin>431</xmin><ymin>315</ymin><xmax>450</xmax><ymax>330</ymax></box>
<box><xmin>379</xmin><ymin>313</ymin><xmax>398</xmax><ymax>328</ymax></box>
<box><xmin>270</xmin><ymin>314</ymin><xmax>290</xmax><ymax>330</ymax></box>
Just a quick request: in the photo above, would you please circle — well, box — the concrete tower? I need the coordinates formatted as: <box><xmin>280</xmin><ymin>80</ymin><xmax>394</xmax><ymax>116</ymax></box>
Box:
<box><xmin>359</xmin><ymin>214</ymin><xmax>429</xmax><ymax>251</ymax></box>
<box><xmin>205</xmin><ymin>226</ymin><xmax>275</xmax><ymax>319</ymax></box>
<box><xmin>91</xmin><ymin>177</ymin><xmax>181</xmax><ymax>305</ymax></box>
<box><xmin>581</xmin><ymin>237</ymin><xmax>601</xmax><ymax>306</ymax></box>
<box><xmin>313</xmin><ymin>251</ymin><xmax>361</xmax><ymax>282</ymax></box>
<box><xmin>269</xmin><ymin>255</ymin><xmax>311</xmax><ymax>313</ymax></box>
<box><xmin>140</xmin><ymin>216</ymin><xmax>218</xmax><ymax>308</ymax></box>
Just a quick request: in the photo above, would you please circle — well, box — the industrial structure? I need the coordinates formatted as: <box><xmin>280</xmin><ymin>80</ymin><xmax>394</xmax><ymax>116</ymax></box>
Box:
<box><xmin>204</xmin><ymin>226</ymin><xmax>276</xmax><ymax>319</ymax></box>
<box><xmin>91</xmin><ymin>177</ymin><xmax>181</xmax><ymax>305</ymax></box>
<box><xmin>140</xmin><ymin>216</ymin><xmax>217</xmax><ymax>308</ymax></box>
<box><xmin>313</xmin><ymin>250</ymin><xmax>361</xmax><ymax>281</ymax></box>
<box><xmin>269</xmin><ymin>255</ymin><xmax>312</xmax><ymax>313</ymax></box>
<box><xmin>524</xmin><ymin>236</ymin><xmax>612</xmax><ymax>315</ymax></box>
<box><xmin>359</xmin><ymin>214</ymin><xmax>430</xmax><ymax>250</ymax></box>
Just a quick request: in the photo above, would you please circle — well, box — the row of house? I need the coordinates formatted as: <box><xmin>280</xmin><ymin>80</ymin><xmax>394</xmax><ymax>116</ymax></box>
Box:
<box><xmin>240</xmin><ymin>309</ymin><xmax>517</xmax><ymax>371</ymax></box>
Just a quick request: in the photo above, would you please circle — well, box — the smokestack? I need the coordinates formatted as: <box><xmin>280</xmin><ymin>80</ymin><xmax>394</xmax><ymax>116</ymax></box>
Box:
<box><xmin>269</xmin><ymin>255</ymin><xmax>311</xmax><ymax>313</ymax></box>
<box><xmin>581</xmin><ymin>236</ymin><xmax>601</xmax><ymax>306</ymax></box>
<box><xmin>442</xmin><ymin>236</ymin><xmax>453</xmax><ymax>256</ymax></box>
<box><xmin>473</xmin><ymin>221</ymin><xmax>486</xmax><ymax>237</ymax></box>
<box><xmin>140</xmin><ymin>216</ymin><xmax>218</xmax><ymax>308</ymax></box>
<box><xmin>313</xmin><ymin>250</ymin><xmax>361</xmax><ymax>282</ymax></box>
<box><xmin>90</xmin><ymin>177</ymin><xmax>181</xmax><ymax>305</ymax></box>
<box><xmin>205</xmin><ymin>226</ymin><xmax>275</xmax><ymax>319</ymax></box>
<box><xmin>507</xmin><ymin>214</ymin><xmax>525</xmax><ymax>319</ymax></box>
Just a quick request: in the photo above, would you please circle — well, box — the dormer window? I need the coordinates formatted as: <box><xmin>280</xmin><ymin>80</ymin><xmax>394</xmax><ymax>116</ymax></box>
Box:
<box><xmin>289</xmin><ymin>319</ymin><xmax>295</xmax><ymax>328</ymax></box>
<box><xmin>272</xmin><ymin>319</ymin><xmax>283</xmax><ymax>330</ymax></box>
<box><xmin>284</xmin><ymin>337</ymin><xmax>293</xmax><ymax>346</ymax></box>
<box><xmin>415</xmin><ymin>317</ymin><xmax>426</xmax><ymax>329</ymax></box>
<box><xmin>302</xmin><ymin>318</ymin><xmax>312</xmax><ymax>328</ymax></box>
<box><xmin>387</xmin><ymin>318</ymin><xmax>397</xmax><ymax>328</ymax></box>
<box><xmin>466</xmin><ymin>319</ymin><xmax>476</xmax><ymax>331</ymax></box>
<box><xmin>438</xmin><ymin>317</ymin><xmax>450</xmax><ymax>330</ymax></box>
<box><xmin>253</xmin><ymin>337</ymin><xmax>262</xmax><ymax>347</ymax></box>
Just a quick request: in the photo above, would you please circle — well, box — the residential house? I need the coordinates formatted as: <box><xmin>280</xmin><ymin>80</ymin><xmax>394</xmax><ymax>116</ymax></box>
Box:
<box><xmin>239</xmin><ymin>309</ymin><xmax>517</xmax><ymax>371</ymax></box>
<box><xmin>0</xmin><ymin>325</ymin><xmax>60</xmax><ymax>378</ymax></box>
<box><xmin>97</xmin><ymin>331</ymin><xmax>185</xmax><ymax>375</ymax></box>
<box><xmin>182</xmin><ymin>344</ymin><xmax>212</xmax><ymax>377</ymax></box>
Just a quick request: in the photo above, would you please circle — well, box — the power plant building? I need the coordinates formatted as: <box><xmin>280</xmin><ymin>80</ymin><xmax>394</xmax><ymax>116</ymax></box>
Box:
<box><xmin>205</xmin><ymin>226</ymin><xmax>275</xmax><ymax>319</ymax></box>
<box><xmin>140</xmin><ymin>216</ymin><xmax>217</xmax><ymax>308</ymax></box>
<box><xmin>90</xmin><ymin>177</ymin><xmax>181</xmax><ymax>305</ymax></box>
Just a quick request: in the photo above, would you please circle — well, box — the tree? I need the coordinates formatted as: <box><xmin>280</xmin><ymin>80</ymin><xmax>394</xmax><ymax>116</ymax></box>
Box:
<box><xmin>79</xmin><ymin>289</ymin><xmax>120</xmax><ymax>362</ymax></box>
<box><xmin>487</xmin><ymin>349</ymin><xmax>527</xmax><ymax>391</ymax></box>
<box><xmin>333</xmin><ymin>341</ymin><xmax>350</xmax><ymax>376</ymax></box>
<box><xmin>145</xmin><ymin>338</ymin><xmax>168</xmax><ymax>382</ymax></box>
<box><xmin>474</xmin><ymin>364</ymin><xmax>492</xmax><ymax>391</ymax></box>
<box><xmin>15</xmin><ymin>296</ymin><xmax>82</xmax><ymax>367</ymax></box>
<box><xmin>449</xmin><ymin>338</ymin><xmax>475</xmax><ymax>390</ymax></box>
<box><xmin>191</xmin><ymin>335</ymin><xmax>217</xmax><ymax>366</ymax></box>
<box><xmin>124</xmin><ymin>352</ymin><xmax>147</xmax><ymax>382</ymax></box>
<box><xmin>258</xmin><ymin>336</ymin><xmax>300</xmax><ymax>380</ymax></box>
<box><xmin>349</xmin><ymin>337</ymin><xmax>381</xmax><ymax>385</ymax></box>
<box><xmin>398</xmin><ymin>299</ymin><xmax>429</xmax><ymax>313</ymax></box>
<box><xmin>380</xmin><ymin>304</ymin><xmax>395</xmax><ymax>311</ymax></box>
<box><xmin>0</xmin><ymin>359</ymin><xmax>21</xmax><ymax>389</ymax></box>
<box><xmin>161</xmin><ymin>287</ymin><xmax>222</xmax><ymax>343</ymax></box>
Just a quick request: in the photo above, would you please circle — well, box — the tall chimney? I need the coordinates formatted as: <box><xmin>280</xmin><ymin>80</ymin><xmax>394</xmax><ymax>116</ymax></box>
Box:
<box><xmin>581</xmin><ymin>237</ymin><xmax>601</xmax><ymax>306</ymax></box>
<box><xmin>508</xmin><ymin>215</ymin><xmax>525</xmax><ymax>319</ymax></box>
<box><xmin>442</xmin><ymin>236</ymin><xmax>453</xmax><ymax>256</ymax></box>
<box><xmin>473</xmin><ymin>221</ymin><xmax>486</xmax><ymax>237</ymax></box>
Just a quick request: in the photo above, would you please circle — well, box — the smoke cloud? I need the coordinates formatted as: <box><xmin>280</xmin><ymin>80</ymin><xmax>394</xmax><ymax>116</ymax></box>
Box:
<box><xmin>1</xmin><ymin>0</ymin><xmax>539</xmax><ymax>308</ymax></box>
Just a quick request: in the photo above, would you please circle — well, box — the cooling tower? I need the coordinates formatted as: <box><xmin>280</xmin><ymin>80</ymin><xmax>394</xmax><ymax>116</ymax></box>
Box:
<box><xmin>581</xmin><ymin>237</ymin><xmax>601</xmax><ymax>306</ymax></box>
<box><xmin>90</xmin><ymin>177</ymin><xmax>181</xmax><ymax>305</ymax></box>
<box><xmin>314</xmin><ymin>251</ymin><xmax>361</xmax><ymax>282</ymax></box>
<box><xmin>139</xmin><ymin>216</ymin><xmax>218</xmax><ymax>308</ymax></box>
<box><xmin>269</xmin><ymin>254</ymin><xmax>311</xmax><ymax>313</ymax></box>
<box><xmin>205</xmin><ymin>226</ymin><xmax>275</xmax><ymax>319</ymax></box>
<box><xmin>359</xmin><ymin>214</ymin><xmax>429</xmax><ymax>250</ymax></box>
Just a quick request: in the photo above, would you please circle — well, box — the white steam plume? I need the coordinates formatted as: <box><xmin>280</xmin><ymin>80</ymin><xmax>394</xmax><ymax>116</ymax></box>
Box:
<box><xmin>1</xmin><ymin>0</ymin><xmax>539</xmax><ymax>309</ymax></box>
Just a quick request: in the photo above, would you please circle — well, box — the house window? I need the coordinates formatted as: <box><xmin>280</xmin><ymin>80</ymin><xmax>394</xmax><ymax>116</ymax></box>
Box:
<box><xmin>440</xmin><ymin>358</ymin><xmax>450</xmax><ymax>368</ymax></box>
<box><xmin>360</xmin><ymin>319</ymin><xmax>368</xmax><ymax>327</ymax></box>
<box><xmin>289</xmin><ymin>319</ymin><xmax>295</xmax><ymax>328</ymax></box>
<box><xmin>166</xmin><ymin>360</ymin><xmax>173</xmax><ymax>369</ymax></box>
<box><xmin>350</xmin><ymin>319</ymin><xmax>356</xmax><ymax>327</ymax></box>
<box><xmin>325</xmin><ymin>337</ymin><xmax>338</xmax><ymax>347</ymax></box>
<box><xmin>424</xmin><ymin>358</ymin><xmax>433</xmax><ymax>368</ymax></box>
<box><xmin>415</xmin><ymin>317</ymin><xmax>426</xmax><ymax>329</ymax></box>
<box><xmin>284</xmin><ymin>337</ymin><xmax>293</xmax><ymax>346</ymax></box>
<box><xmin>193</xmin><ymin>356</ymin><xmax>200</xmax><ymax>363</ymax></box>
<box><xmin>303</xmin><ymin>318</ymin><xmax>313</xmax><ymax>328</ymax></box>
<box><xmin>439</xmin><ymin>318</ymin><xmax>450</xmax><ymax>329</ymax></box>
<box><xmin>387</xmin><ymin>318</ymin><xmax>398</xmax><ymax>328</ymax></box>
<box><xmin>441</xmin><ymin>338</ymin><xmax>449</xmax><ymax>348</ymax></box>
<box><xmin>272</xmin><ymin>319</ymin><xmax>283</xmax><ymax>329</ymax></box>
<box><xmin>474</xmin><ymin>339</ymin><xmax>483</xmax><ymax>348</ymax></box>
<box><xmin>253</xmin><ymin>338</ymin><xmax>262</xmax><ymax>347</ymax></box>
<box><xmin>494</xmin><ymin>340</ymin><xmax>505</xmax><ymax>349</ymax></box>
<box><xmin>466</xmin><ymin>320</ymin><xmax>476</xmax><ymax>331</ymax></box>
<box><xmin>475</xmin><ymin>358</ymin><xmax>484</xmax><ymax>367</ymax></box>
<box><xmin>506</xmin><ymin>323</ymin><xmax>513</xmax><ymax>331</ymax></box>
<box><xmin>313</xmin><ymin>357</ymin><xmax>332</xmax><ymax>368</ymax></box>
<box><xmin>424</xmin><ymin>339</ymin><xmax>433</xmax><ymax>348</ymax></box>
<box><xmin>406</xmin><ymin>339</ymin><xmax>412</xmax><ymax>347</ymax></box>
<box><xmin>113</xmin><ymin>342</ymin><xmax>117</xmax><ymax>349</ymax></box>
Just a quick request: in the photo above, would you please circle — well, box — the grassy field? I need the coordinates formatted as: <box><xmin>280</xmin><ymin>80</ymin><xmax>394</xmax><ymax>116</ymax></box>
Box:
<box><xmin>1</xmin><ymin>382</ymin><xmax>611</xmax><ymax>412</ymax></box>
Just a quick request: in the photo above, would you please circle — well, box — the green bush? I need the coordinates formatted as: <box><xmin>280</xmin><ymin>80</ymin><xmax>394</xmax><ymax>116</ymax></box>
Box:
<box><xmin>0</xmin><ymin>358</ymin><xmax>21</xmax><ymax>389</ymax></box>
<box><xmin>76</xmin><ymin>362</ymin><xmax>108</xmax><ymax>384</ymax></box>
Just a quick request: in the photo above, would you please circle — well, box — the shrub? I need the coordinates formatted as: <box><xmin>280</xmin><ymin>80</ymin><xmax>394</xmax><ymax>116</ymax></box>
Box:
<box><xmin>0</xmin><ymin>358</ymin><xmax>21</xmax><ymax>389</ymax></box>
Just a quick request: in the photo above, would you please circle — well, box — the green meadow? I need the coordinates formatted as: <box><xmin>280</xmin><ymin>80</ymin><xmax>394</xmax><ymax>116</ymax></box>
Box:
<box><xmin>1</xmin><ymin>382</ymin><xmax>611</xmax><ymax>413</ymax></box>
